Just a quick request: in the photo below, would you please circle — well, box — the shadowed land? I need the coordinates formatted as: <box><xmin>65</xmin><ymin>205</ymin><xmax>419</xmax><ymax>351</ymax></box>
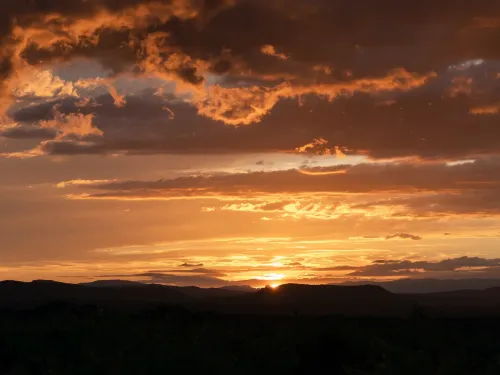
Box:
<box><xmin>3</xmin><ymin>280</ymin><xmax>500</xmax><ymax>374</ymax></box>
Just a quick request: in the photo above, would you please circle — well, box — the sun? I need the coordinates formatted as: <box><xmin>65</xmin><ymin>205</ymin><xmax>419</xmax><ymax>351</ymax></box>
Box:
<box><xmin>256</xmin><ymin>273</ymin><xmax>285</xmax><ymax>289</ymax></box>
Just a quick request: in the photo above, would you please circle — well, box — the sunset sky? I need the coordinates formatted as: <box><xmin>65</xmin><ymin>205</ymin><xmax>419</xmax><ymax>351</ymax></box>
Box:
<box><xmin>3</xmin><ymin>0</ymin><xmax>500</xmax><ymax>287</ymax></box>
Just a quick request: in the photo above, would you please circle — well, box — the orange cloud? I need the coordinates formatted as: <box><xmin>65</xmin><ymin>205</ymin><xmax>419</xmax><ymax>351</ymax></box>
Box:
<box><xmin>40</xmin><ymin>112</ymin><xmax>101</xmax><ymax>140</ymax></box>
<box><xmin>10</xmin><ymin>67</ymin><xmax>76</xmax><ymax>98</ymax></box>
<box><xmin>0</xmin><ymin>0</ymin><xmax>218</xmax><ymax>114</ymax></box>
<box><xmin>162</xmin><ymin>106</ymin><xmax>175</xmax><ymax>119</ymax></box>
<box><xmin>194</xmin><ymin>69</ymin><xmax>436</xmax><ymax>125</ymax></box>
<box><xmin>448</xmin><ymin>76</ymin><xmax>473</xmax><ymax>97</ymax></box>
<box><xmin>470</xmin><ymin>104</ymin><xmax>500</xmax><ymax>115</ymax></box>
<box><xmin>298</xmin><ymin>167</ymin><xmax>349</xmax><ymax>176</ymax></box>
<box><xmin>106</xmin><ymin>84</ymin><xmax>127</xmax><ymax>108</ymax></box>
<box><xmin>313</xmin><ymin>65</ymin><xmax>333</xmax><ymax>75</ymax></box>
<box><xmin>220</xmin><ymin>200</ymin><xmax>350</xmax><ymax>220</ymax></box>
<box><xmin>136</xmin><ymin>32</ymin><xmax>209</xmax><ymax>92</ymax></box>
<box><xmin>56</xmin><ymin>179</ymin><xmax>115</xmax><ymax>188</ymax></box>
<box><xmin>260</xmin><ymin>45</ymin><xmax>289</xmax><ymax>60</ymax></box>
<box><xmin>296</xmin><ymin>137</ymin><xmax>328</xmax><ymax>153</ymax></box>
<box><xmin>296</xmin><ymin>138</ymin><xmax>347</xmax><ymax>157</ymax></box>
<box><xmin>60</xmin><ymin>158</ymin><xmax>500</xmax><ymax>219</ymax></box>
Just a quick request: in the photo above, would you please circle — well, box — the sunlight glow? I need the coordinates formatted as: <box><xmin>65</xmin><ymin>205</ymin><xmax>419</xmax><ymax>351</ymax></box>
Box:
<box><xmin>255</xmin><ymin>273</ymin><xmax>285</xmax><ymax>281</ymax></box>
<box><xmin>298</xmin><ymin>168</ymin><xmax>348</xmax><ymax>176</ymax></box>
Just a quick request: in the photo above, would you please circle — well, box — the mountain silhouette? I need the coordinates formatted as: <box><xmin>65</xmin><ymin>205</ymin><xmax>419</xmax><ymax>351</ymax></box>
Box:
<box><xmin>343</xmin><ymin>278</ymin><xmax>500</xmax><ymax>293</ymax></box>
<box><xmin>236</xmin><ymin>283</ymin><xmax>410</xmax><ymax>316</ymax></box>
<box><xmin>80</xmin><ymin>280</ymin><xmax>146</xmax><ymax>287</ymax></box>
<box><xmin>0</xmin><ymin>280</ymin><xmax>190</xmax><ymax>310</ymax></box>
<box><xmin>407</xmin><ymin>286</ymin><xmax>500</xmax><ymax>317</ymax></box>
<box><xmin>0</xmin><ymin>280</ymin><xmax>410</xmax><ymax>316</ymax></box>
<box><xmin>3</xmin><ymin>279</ymin><xmax>500</xmax><ymax>317</ymax></box>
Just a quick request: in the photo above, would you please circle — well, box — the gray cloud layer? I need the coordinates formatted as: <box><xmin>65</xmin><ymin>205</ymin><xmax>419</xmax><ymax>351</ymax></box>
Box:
<box><xmin>95</xmin><ymin>256</ymin><xmax>500</xmax><ymax>287</ymax></box>
<box><xmin>61</xmin><ymin>158</ymin><xmax>500</xmax><ymax>217</ymax></box>
<box><xmin>348</xmin><ymin>256</ymin><xmax>500</xmax><ymax>277</ymax></box>
<box><xmin>385</xmin><ymin>233</ymin><xmax>422</xmax><ymax>241</ymax></box>
<box><xmin>2</xmin><ymin>1</ymin><xmax>500</xmax><ymax>159</ymax></box>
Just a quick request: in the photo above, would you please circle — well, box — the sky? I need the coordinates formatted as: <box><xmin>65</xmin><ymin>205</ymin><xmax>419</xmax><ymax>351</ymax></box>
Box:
<box><xmin>3</xmin><ymin>0</ymin><xmax>500</xmax><ymax>287</ymax></box>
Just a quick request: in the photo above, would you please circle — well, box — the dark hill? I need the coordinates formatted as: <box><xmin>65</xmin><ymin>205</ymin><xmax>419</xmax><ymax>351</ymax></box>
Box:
<box><xmin>0</xmin><ymin>280</ymin><xmax>190</xmax><ymax>310</ymax></box>
<box><xmin>191</xmin><ymin>283</ymin><xmax>412</xmax><ymax>317</ymax></box>
<box><xmin>174</xmin><ymin>286</ymin><xmax>251</xmax><ymax>299</ymax></box>
<box><xmin>5</xmin><ymin>280</ymin><xmax>500</xmax><ymax>317</ymax></box>
<box><xmin>343</xmin><ymin>278</ymin><xmax>500</xmax><ymax>293</ymax></box>
<box><xmin>80</xmin><ymin>280</ymin><xmax>251</xmax><ymax>298</ymax></box>
<box><xmin>406</xmin><ymin>286</ymin><xmax>500</xmax><ymax>317</ymax></box>
<box><xmin>80</xmin><ymin>280</ymin><xmax>146</xmax><ymax>287</ymax></box>
<box><xmin>0</xmin><ymin>281</ymin><xmax>411</xmax><ymax>316</ymax></box>
<box><xmin>256</xmin><ymin>283</ymin><xmax>410</xmax><ymax>316</ymax></box>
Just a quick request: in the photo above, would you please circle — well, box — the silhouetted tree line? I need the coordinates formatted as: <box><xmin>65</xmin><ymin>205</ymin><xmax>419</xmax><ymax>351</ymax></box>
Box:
<box><xmin>1</xmin><ymin>302</ymin><xmax>500</xmax><ymax>375</ymax></box>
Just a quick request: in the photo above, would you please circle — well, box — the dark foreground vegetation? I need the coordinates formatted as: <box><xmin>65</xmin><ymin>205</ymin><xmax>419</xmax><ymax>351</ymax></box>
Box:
<box><xmin>3</xmin><ymin>281</ymin><xmax>500</xmax><ymax>374</ymax></box>
<box><xmin>1</xmin><ymin>303</ymin><xmax>500</xmax><ymax>375</ymax></box>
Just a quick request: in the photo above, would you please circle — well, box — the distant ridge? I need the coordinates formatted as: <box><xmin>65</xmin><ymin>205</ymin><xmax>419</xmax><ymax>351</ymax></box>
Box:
<box><xmin>80</xmin><ymin>280</ymin><xmax>146</xmax><ymax>287</ymax></box>
<box><xmin>220</xmin><ymin>285</ymin><xmax>255</xmax><ymax>292</ymax></box>
<box><xmin>252</xmin><ymin>283</ymin><xmax>407</xmax><ymax>316</ymax></box>
<box><xmin>3</xmin><ymin>280</ymin><xmax>500</xmax><ymax>317</ymax></box>
<box><xmin>341</xmin><ymin>278</ymin><xmax>500</xmax><ymax>293</ymax></box>
<box><xmin>0</xmin><ymin>280</ymin><xmax>190</xmax><ymax>310</ymax></box>
<box><xmin>186</xmin><ymin>283</ymin><xmax>411</xmax><ymax>317</ymax></box>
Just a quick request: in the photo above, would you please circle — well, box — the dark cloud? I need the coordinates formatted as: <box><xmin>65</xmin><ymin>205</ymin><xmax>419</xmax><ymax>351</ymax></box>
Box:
<box><xmin>136</xmin><ymin>273</ymin><xmax>231</xmax><ymax>287</ymax></box>
<box><xmin>97</xmin><ymin>267</ymin><xmax>230</xmax><ymax>287</ymax></box>
<box><xmin>316</xmin><ymin>265</ymin><xmax>358</xmax><ymax>272</ymax></box>
<box><xmin>385</xmin><ymin>233</ymin><xmax>422</xmax><ymax>241</ymax></box>
<box><xmin>0</xmin><ymin>126</ymin><xmax>56</xmax><ymax>140</ymax></box>
<box><xmin>141</xmin><ymin>268</ymin><xmax>227</xmax><ymax>276</ymax></box>
<box><xmin>138</xmin><ymin>0</ymin><xmax>500</xmax><ymax>80</ymax></box>
<box><xmin>6</xmin><ymin>76</ymin><xmax>500</xmax><ymax>160</ymax></box>
<box><xmin>1</xmin><ymin>1</ymin><xmax>500</xmax><ymax>156</ymax></box>
<box><xmin>94</xmin><ymin>255</ymin><xmax>500</xmax><ymax>287</ymax></box>
<box><xmin>69</xmin><ymin>157</ymin><xmax>500</xmax><ymax>198</ymax></box>
<box><xmin>352</xmin><ymin>190</ymin><xmax>500</xmax><ymax>217</ymax></box>
<box><xmin>57</xmin><ymin>157</ymin><xmax>500</xmax><ymax>218</ymax></box>
<box><xmin>284</xmin><ymin>261</ymin><xmax>305</xmax><ymax>268</ymax></box>
<box><xmin>89</xmin><ymin>255</ymin><xmax>500</xmax><ymax>287</ymax></box>
<box><xmin>0</xmin><ymin>0</ymin><xmax>235</xmax><ymax>110</ymax></box>
<box><xmin>179</xmin><ymin>262</ymin><xmax>204</xmax><ymax>267</ymax></box>
<box><xmin>348</xmin><ymin>256</ymin><xmax>500</xmax><ymax>277</ymax></box>
<box><xmin>4</xmin><ymin>0</ymin><xmax>500</xmax><ymax>77</ymax></box>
